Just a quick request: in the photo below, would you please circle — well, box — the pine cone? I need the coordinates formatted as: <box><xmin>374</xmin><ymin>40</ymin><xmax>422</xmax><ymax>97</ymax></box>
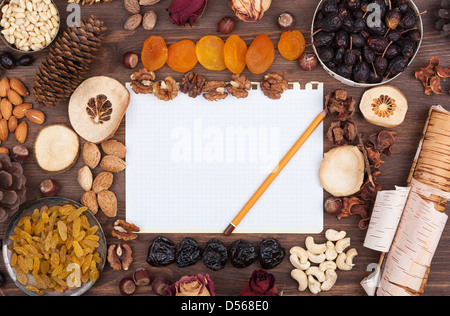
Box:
<box><xmin>33</xmin><ymin>16</ymin><xmax>107</xmax><ymax>107</ymax></box>
<box><xmin>0</xmin><ymin>154</ymin><xmax>27</xmax><ymax>223</ymax></box>
<box><xmin>436</xmin><ymin>0</ymin><xmax>450</xmax><ymax>38</ymax></box>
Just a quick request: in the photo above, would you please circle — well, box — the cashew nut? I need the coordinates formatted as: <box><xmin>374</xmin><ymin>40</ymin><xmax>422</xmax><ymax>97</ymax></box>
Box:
<box><xmin>306</xmin><ymin>266</ymin><xmax>326</xmax><ymax>282</ymax></box>
<box><xmin>345</xmin><ymin>248</ymin><xmax>358</xmax><ymax>267</ymax></box>
<box><xmin>291</xmin><ymin>269</ymin><xmax>308</xmax><ymax>292</ymax></box>
<box><xmin>307</xmin><ymin>250</ymin><xmax>326</xmax><ymax>264</ymax></box>
<box><xmin>325</xmin><ymin>229</ymin><xmax>347</xmax><ymax>242</ymax></box>
<box><xmin>308</xmin><ymin>275</ymin><xmax>322</xmax><ymax>294</ymax></box>
<box><xmin>335</xmin><ymin>237</ymin><xmax>351</xmax><ymax>253</ymax></box>
<box><xmin>325</xmin><ymin>241</ymin><xmax>338</xmax><ymax>261</ymax></box>
<box><xmin>319</xmin><ymin>260</ymin><xmax>337</xmax><ymax>272</ymax></box>
<box><xmin>336</xmin><ymin>252</ymin><xmax>353</xmax><ymax>271</ymax></box>
<box><xmin>305</xmin><ymin>236</ymin><xmax>327</xmax><ymax>255</ymax></box>
<box><xmin>321</xmin><ymin>269</ymin><xmax>338</xmax><ymax>292</ymax></box>
<box><xmin>289</xmin><ymin>246</ymin><xmax>308</xmax><ymax>264</ymax></box>
<box><xmin>289</xmin><ymin>254</ymin><xmax>311</xmax><ymax>270</ymax></box>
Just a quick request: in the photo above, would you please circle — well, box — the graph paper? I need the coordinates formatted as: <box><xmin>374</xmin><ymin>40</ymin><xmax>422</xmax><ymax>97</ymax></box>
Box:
<box><xmin>125</xmin><ymin>82</ymin><xmax>324</xmax><ymax>234</ymax></box>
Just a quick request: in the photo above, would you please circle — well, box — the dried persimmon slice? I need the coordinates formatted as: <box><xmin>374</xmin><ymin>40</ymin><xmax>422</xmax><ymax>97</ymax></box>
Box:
<box><xmin>195</xmin><ymin>35</ymin><xmax>227</xmax><ymax>71</ymax></box>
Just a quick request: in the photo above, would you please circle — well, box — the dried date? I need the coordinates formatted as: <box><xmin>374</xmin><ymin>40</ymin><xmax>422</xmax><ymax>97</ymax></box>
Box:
<box><xmin>229</xmin><ymin>239</ymin><xmax>258</xmax><ymax>268</ymax></box>
<box><xmin>147</xmin><ymin>236</ymin><xmax>177</xmax><ymax>267</ymax></box>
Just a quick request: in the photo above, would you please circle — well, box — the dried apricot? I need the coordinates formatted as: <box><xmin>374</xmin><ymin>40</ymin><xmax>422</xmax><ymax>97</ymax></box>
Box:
<box><xmin>224</xmin><ymin>35</ymin><xmax>248</xmax><ymax>74</ymax></box>
<box><xmin>141</xmin><ymin>36</ymin><xmax>169</xmax><ymax>71</ymax></box>
<box><xmin>278</xmin><ymin>30</ymin><xmax>306</xmax><ymax>61</ymax></box>
<box><xmin>167</xmin><ymin>40</ymin><xmax>198</xmax><ymax>73</ymax></box>
<box><xmin>196</xmin><ymin>36</ymin><xmax>227</xmax><ymax>71</ymax></box>
<box><xmin>246</xmin><ymin>34</ymin><xmax>275</xmax><ymax>74</ymax></box>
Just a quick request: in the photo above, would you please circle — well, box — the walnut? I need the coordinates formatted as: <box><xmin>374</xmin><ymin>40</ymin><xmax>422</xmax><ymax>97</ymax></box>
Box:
<box><xmin>86</xmin><ymin>94</ymin><xmax>112</xmax><ymax>124</ymax></box>
<box><xmin>203</xmin><ymin>81</ymin><xmax>228</xmax><ymax>101</ymax></box>
<box><xmin>112</xmin><ymin>219</ymin><xmax>140</xmax><ymax>241</ymax></box>
<box><xmin>226</xmin><ymin>74</ymin><xmax>252</xmax><ymax>98</ymax></box>
<box><xmin>130</xmin><ymin>68</ymin><xmax>156</xmax><ymax>94</ymax></box>
<box><xmin>107</xmin><ymin>244</ymin><xmax>133</xmax><ymax>271</ymax></box>
<box><xmin>260</xmin><ymin>73</ymin><xmax>289</xmax><ymax>100</ymax></box>
<box><xmin>179</xmin><ymin>72</ymin><xmax>206</xmax><ymax>98</ymax></box>
<box><xmin>153</xmin><ymin>76</ymin><xmax>178</xmax><ymax>101</ymax></box>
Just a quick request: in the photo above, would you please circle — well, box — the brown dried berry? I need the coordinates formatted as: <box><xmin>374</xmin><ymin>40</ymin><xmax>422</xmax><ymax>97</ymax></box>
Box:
<box><xmin>299</xmin><ymin>53</ymin><xmax>318</xmax><ymax>71</ymax></box>
<box><xmin>122</xmin><ymin>52</ymin><xmax>139</xmax><ymax>69</ymax></box>
<box><xmin>218</xmin><ymin>16</ymin><xmax>236</xmax><ymax>34</ymax></box>
<box><xmin>277</xmin><ymin>12</ymin><xmax>296</xmax><ymax>31</ymax></box>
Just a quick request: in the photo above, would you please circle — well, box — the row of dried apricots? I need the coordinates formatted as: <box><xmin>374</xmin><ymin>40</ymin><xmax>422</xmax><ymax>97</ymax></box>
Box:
<box><xmin>141</xmin><ymin>31</ymin><xmax>306</xmax><ymax>75</ymax></box>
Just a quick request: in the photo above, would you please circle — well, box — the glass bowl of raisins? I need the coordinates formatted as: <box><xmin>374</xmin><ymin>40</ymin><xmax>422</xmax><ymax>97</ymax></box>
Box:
<box><xmin>2</xmin><ymin>197</ymin><xmax>107</xmax><ymax>296</ymax></box>
<box><xmin>311</xmin><ymin>0</ymin><xmax>423</xmax><ymax>87</ymax></box>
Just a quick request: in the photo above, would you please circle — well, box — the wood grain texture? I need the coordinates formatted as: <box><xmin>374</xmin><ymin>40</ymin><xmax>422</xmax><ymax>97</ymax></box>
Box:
<box><xmin>0</xmin><ymin>0</ymin><xmax>449</xmax><ymax>296</ymax></box>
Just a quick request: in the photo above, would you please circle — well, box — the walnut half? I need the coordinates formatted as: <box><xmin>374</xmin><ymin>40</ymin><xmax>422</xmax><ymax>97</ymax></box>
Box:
<box><xmin>226</xmin><ymin>74</ymin><xmax>252</xmax><ymax>99</ymax></box>
<box><xmin>260</xmin><ymin>73</ymin><xmax>289</xmax><ymax>100</ymax></box>
<box><xmin>203</xmin><ymin>81</ymin><xmax>228</xmax><ymax>101</ymax></box>
<box><xmin>153</xmin><ymin>76</ymin><xmax>178</xmax><ymax>101</ymax></box>
<box><xmin>112</xmin><ymin>219</ymin><xmax>140</xmax><ymax>241</ymax></box>
<box><xmin>107</xmin><ymin>244</ymin><xmax>133</xmax><ymax>271</ymax></box>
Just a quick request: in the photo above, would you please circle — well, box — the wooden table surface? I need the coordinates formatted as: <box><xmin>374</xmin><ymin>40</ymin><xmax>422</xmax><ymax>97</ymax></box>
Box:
<box><xmin>0</xmin><ymin>0</ymin><xmax>449</xmax><ymax>297</ymax></box>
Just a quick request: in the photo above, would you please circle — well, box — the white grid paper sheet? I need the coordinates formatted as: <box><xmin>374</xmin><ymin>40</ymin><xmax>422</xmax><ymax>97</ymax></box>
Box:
<box><xmin>125</xmin><ymin>83</ymin><xmax>324</xmax><ymax>234</ymax></box>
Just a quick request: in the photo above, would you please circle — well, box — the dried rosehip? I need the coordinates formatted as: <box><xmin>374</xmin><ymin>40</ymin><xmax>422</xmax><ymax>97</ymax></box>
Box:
<box><xmin>335</xmin><ymin>30</ymin><xmax>349</xmax><ymax>49</ymax></box>
<box><xmin>353</xmin><ymin>58</ymin><xmax>370</xmax><ymax>83</ymax></box>
<box><xmin>367</xmin><ymin>36</ymin><xmax>389</xmax><ymax>53</ymax></box>
<box><xmin>299</xmin><ymin>53</ymin><xmax>319</xmax><ymax>71</ymax></box>
<box><xmin>313</xmin><ymin>31</ymin><xmax>334</xmax><ymax>47</ymax></box>
<box><xmin>385</xmin><ymin>9</ymin><xmax>402</xmax><ymax>30</ymax></box>
<box><xmin>386</xmin><ymin>56</ymin><xmax>408</xmax><ymax>77</ymax></box>
<box><xmin>259</xmin><ymin>238</ymin><xmax>285</xmax><ymax>269</ymax></box>
<box><xmin>374</xmin><ymin>56</ymin><xmax>389</xmax><ymax>75</ymax></box>
<box><xmin>147</xmin><ymin>236</ymin><xmax>177</xmax><ymax>267</ymax></box>
<box><xmin>322</xmin><ymin>13</ymin><xmax>343</xmax><ymax>32</ymax></box>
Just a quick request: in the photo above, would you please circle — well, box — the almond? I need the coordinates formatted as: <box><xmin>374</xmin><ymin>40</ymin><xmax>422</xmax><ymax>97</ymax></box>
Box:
<box><xmin>101</xmin><ymin>140</ymin><xmax>127</xmax><ymax>159</ymax></box>
<box><xmin>7</xmin><ymin>89</ymin><xmax>23</xmax><ymax>106</ymax></box>
<box><xmin>8</xmin><ymin>115</ymin><xmax>17</xmax><ymax>132</ymax></box>
<box><xmin>15</xmin><ymin>121</ymin><xmax>27</xmax><ymax>143</ymax></box>
<box><xmin>12</xmin><ymin>103</ymin><xmax>32</xmax><ymax>119</ymax></box>
<box><xmin>100</xmin><ymin>155</ymin><xmax>126</xmax><ymax>173</ymax></box>
<box><xmin>0</xmin><ymin>118</ymin><xmax>8</xmax><ymax>141</ymax></box>
<box><xmin>0</xmin><ymin>78</ymin><xmax>10</xmax><ymax>97</ymax></box>
<box><xmin>25</xmin><ymin>109</ymin><xmax>45</xmax><ymax>125</ymax></box>
<box><xmin>92</xmin><ymin>172</ymin><xmax>114</xmax><ymax>193</ymax></box>
<box><xmin>83</xmin><ymin>142</ymin><xmax>101</xmax><ymax>169</ymax></box>
<box><xmin>97</xmin><ymin>190</ymin><xmax>118</xmax><ymax>217</ymax></box>
<box><xmin>124</xmin><ymin>0</ymin><xmax>140</xmax><ymax>14</ymax></box>
<box><xmin>124</xmin><ymin>14</ymin><xmax>142</xmax><ymax>30</ymax></box>
<box><xmin>10</xmin><ymin>78</ymin><xmax>29</xmax><ymax>97</ymax></box>
<box><xmin>0</xmin><ymin>98</ymin><xmax>12</xmax><ymax>120</ymax></box>
<box><xmin>77</xmin><ymin>165</ymin><xmax>93</xmax><ymax>191</ymax></box>
<box><xmin>81</xmin><ymin>190</ymin><xmax>98</xmax><ymax>215</ymax></box>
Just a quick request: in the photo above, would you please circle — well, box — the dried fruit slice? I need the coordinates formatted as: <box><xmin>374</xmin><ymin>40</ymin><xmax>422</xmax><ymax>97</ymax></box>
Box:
<box><xmin>246</xmin><ymin>34</ymin><xmax>275</xmax><ymax>74</ymax></box>
<box><xmin>34</xmin><ymin>124</ymin><xmax>80</xmax><ymax>174</ymax></box>
<box><xmin>141</xmin><ymin>36</ymin><xmax>169</xmax><ymax>71</ymax></box>
<box><xmin>360</xmin><ymin>85</ymin><xmax>408</xmax><ymax>128</ymax></box>
<box><xmin>278</xmin><ymin>30</ymin><xmax>306</xmax><ymax>61</ymax></box>
<box><xmin>166</xmin><ymin>40</ymin><xmax>198</xmax><ymax>73</ymax></box>
<box><xmin>224</xmin><ymin>35</ymin><xmax>248</xmax><ymax>74</ymax></box>
<box><xmin>68</xmin><ymin>76</ymin><xmax>130</xmax><ymax>144</ymax></box>
<box><xmin>195</xmin><ymin>36</ymin><xmax>226</xmax><ymax>71</ymax></box>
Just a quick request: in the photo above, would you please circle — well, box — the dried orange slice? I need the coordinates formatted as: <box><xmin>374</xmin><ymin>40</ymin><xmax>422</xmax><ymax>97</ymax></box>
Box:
<box><xmin>196</xmin><ymin>35</ymin><xmax>227</xmax><ymax>71</ymax></box>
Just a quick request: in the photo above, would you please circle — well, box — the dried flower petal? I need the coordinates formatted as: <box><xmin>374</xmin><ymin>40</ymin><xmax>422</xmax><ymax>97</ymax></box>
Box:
<box><xmin>167</xmin><ymin>0</ymin><xmax>207</xmax><ymax>26</ymax></box>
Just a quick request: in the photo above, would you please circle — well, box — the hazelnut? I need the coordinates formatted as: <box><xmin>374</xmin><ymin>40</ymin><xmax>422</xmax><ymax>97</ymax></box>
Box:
<box><xmin>151</xmin><ymin>277</ymin><xmax>169</xmax><ymax>296</ymax></box>
<box><xmin>122</xmin><ymin>52</ymin><xmax>139</xmax><ymax>69</ymax></box>
<box><xmin>299</xmin><ymin>53</ymin><xmax>319</xmax><ymax>71</ymax></box>
<box><xmin>277</xmin><ymin>12</ymin><xmax>296</xmax><ymax>31</ymax></box>
<box><xmin>119</xmin><ymin>278</ymin><xmax>136</xmax><ymax>296</ymax></box>
<box><xmin>39</xmin><ymin>179</ymin><xmax>59</xmax><ymax>197</ymax></box>
<box><xmin>133</xmin><ymin>268</ymin><xmax>151</xmax><ymax>286</ymax></box>
<box><xmin>10</xmin><ymin>145</ymin><xmax>29</xmax><ymax>163</ymax></box>
<box><xmin>218</xmin><ymin>16</ymin><xmax>236</xmax><ymax>35</ymax></box>
<box><xmin>324</xmin><ymin>197</ymin><xmax>344</xmax><ymax>216</ymax></box>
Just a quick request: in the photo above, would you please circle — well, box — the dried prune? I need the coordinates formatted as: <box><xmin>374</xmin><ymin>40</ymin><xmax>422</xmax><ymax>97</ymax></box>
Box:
<box><xmin>259</xmin><ymin>238</ymin><xmax>285</xmax><ymax>269</ymax></box>
<box><xmin>323</xmin><ymin>13</ymin><xmax>343</xmax><ymax>32</ymax></box>
<box><xmin>202</xmin><ymin>239</ymin><xmax>228</xmax><ymax>271</ymax></box>
<box><xmin>229</xmin><ymin>239</ymin><xmax>258</xmax><ymax>268</ymax></box>
<box><xmin>147</xmin><ymin>236</ymin><xmax>177</xmax><ymax>267</ymax></box>
<box><xmin>0</xmin><ymin>52</ymin><xmax>16</xmax><ymax>70</ymax></box>
<box><xmin>176</xmin><ymin>238</ymin><xmax>202</xmax><ymax>268</ymax></box>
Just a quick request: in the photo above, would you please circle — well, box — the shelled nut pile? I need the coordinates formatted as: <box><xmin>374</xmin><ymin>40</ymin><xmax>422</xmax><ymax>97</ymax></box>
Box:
<box><xmin>0</xmin><ymin>0</ymin><xmax>59</xmax><ymax>51</ymax></box>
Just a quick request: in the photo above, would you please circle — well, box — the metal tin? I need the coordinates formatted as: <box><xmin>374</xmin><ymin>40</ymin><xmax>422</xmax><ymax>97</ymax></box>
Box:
<box><xmin>311</xmin><ymin>0</ymin><xmax>424</xmax><ymax>88</ymax></box>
